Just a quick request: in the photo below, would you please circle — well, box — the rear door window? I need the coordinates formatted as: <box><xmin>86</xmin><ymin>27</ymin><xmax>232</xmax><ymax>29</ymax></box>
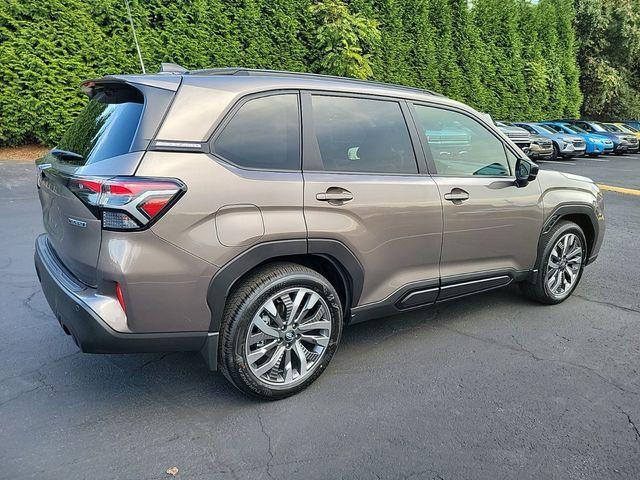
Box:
<box><xmin>213</xmin><ymin>94</ymin><xmax>300</xmax><ymax>170</ymax></box>
<box><xmin>309</xmin><ymin>95</ymin><xmax>418</xmax><ymax>174</ymax></box>
<box><xmin>413</xmin><ymin>105</ymin><xmax>511</xmax><ymax>177</ymax></box>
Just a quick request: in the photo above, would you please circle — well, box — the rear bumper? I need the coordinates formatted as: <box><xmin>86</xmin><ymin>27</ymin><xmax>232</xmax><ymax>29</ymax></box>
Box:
<box><xmin>34</xmin><ymin>234</ymin><xmax>217</xmax><ymax>367</ymax></box>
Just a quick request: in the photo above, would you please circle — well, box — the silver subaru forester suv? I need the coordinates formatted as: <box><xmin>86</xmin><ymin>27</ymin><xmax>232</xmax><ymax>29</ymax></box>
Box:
<box><xmin>35</xmin><ymin>67</ymin><xmax>605</xmax><ymax>399</ymax></box>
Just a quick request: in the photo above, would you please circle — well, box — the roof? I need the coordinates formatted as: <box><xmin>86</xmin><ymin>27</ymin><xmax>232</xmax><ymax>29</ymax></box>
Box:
<box><xmin>181</xmin><ymin>67</ymin><xmax>444</xmax><ymax>98</ymax></box>
<box><xmin>100</xmin><ymin>65</ymin><xmax>480</xmax><ymax>143</ymax></box>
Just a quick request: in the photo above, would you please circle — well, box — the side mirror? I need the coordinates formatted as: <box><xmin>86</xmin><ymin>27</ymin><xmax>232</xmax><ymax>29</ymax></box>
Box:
<box><xmin>515</xmin><ymin>157</ymin><xmax>539</xmax><ymax>187</ymax></box>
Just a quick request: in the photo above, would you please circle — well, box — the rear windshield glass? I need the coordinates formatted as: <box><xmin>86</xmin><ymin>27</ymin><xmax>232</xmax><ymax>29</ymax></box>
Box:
<box><xmin>55</xmin><ymin>97</ymin><xmax>143</xmax><ymax>166</ymax></box>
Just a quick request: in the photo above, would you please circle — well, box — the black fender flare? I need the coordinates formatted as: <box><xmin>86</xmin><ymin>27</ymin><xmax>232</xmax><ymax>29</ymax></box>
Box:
<box><xmin>530</xmin><ymin>203</ymin><xmax>599</xmax><ymax>282</ymax></box>
<box><xmin>206</xmin><ymin>238</ymin><xmax>364</xmax><ymax>332</ymax></box>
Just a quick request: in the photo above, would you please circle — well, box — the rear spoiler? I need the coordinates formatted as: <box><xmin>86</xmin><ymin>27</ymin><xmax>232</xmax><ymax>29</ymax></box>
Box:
<box><xmin>79</xmin><ymin>74</ymin><xmax>181</xmax><ymax>98</ymax></box>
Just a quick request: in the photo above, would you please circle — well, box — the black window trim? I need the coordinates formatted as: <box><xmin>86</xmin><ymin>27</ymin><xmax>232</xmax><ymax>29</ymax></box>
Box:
<box><xmin>300</xmin><ymin>90</ymin><xmax>428</xmax><ymax>176</ymax></box>
<box><xmin>208</xmin><ymin>89</ymin><xmax>303</xmax><ymax>173</ymax></box>
<box><xmin>407</xmin><ymin>101</ymin><xmax>519</xmax><ymax>179</ymax></box>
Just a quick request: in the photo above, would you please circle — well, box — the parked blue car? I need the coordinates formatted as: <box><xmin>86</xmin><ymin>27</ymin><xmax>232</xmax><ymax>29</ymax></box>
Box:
<box><xmin>561</xmin><ymin>120</ymin><xmax>637</xmax><ymax>155</ymax></box>
<box><xmin>513</xmin><ymin>122</ymin><xmax>586</xmax><ymax>160</ymax></box>
<box><xmin>539</xmin><ymin>122</ymin><xmax>613</xmax><ymax>156</ymax></box>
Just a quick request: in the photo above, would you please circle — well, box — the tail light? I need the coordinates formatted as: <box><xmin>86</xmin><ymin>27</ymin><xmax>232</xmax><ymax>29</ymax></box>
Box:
<box><xmin>68</xmin><ymin>176</ymin><xmax>185</xmax><ymax>231</ymax></box>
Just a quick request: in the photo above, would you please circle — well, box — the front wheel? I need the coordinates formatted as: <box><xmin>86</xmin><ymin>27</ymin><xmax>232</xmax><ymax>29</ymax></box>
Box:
<box><xmin>219</xmin><ymin>262</ymin><xmax>343</xmax><ymax>400</ymax></box>
<box><xmin>521</xmin><ymin>221</ymin><xmax>587</xmax><ymax>304</ymax></box>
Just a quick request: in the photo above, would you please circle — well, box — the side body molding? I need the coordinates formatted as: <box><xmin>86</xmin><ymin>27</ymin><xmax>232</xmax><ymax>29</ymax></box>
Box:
<box><xmin>206</xmin><ymin>238</ymin><xmax>364</xmax><ymax>333</ymax></box>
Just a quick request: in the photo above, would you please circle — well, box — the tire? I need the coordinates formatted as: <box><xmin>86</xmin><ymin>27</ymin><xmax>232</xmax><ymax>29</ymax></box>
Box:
<box><xmin>219</xmin><ymin>262</ymin><xmax>343</xmax><ymax>400</ymax></box>
<box><xmin>550</xmin><ymin>142</ymin><xmax>559</xmax><ymax>160</ymax></box>
<box><xmin>521</xmin><ymin>220</ymin><xmax>587</xmax><ymax>305</ymax></box>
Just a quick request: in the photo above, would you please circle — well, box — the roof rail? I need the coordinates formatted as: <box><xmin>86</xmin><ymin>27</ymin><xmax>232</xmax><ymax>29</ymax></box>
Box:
<box><xmin>187</xmin><ymin>67</ymin><xmax>443</xmax><ymax>97</ymax></box>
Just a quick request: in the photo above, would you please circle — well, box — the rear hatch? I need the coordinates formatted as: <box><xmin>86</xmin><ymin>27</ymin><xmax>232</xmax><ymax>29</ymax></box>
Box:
<box><xmin>37</xmin><ymin>78</ymin><xmax>177</xmax><ymax>286</ymax></box>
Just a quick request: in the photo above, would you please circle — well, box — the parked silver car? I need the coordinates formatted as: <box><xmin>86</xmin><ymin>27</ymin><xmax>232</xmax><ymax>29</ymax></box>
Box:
<box><xmin>494</xmin><ymin>120</ymin><xmax>532</xmax><ymax>153</ymax></box>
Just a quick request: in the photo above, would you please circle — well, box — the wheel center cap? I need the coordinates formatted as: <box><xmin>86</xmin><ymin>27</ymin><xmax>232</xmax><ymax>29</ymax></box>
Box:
<box><xmin>284</xmin><ymin>331</ymin><xmax>295</xmax><ymax>342</ymax></box>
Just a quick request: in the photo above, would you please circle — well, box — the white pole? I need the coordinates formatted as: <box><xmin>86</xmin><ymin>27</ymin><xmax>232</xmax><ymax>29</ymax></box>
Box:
<box><xmin>124</xmin><ymin>0</ymin><xmax>146</xmax><ymax>74</ymax></box>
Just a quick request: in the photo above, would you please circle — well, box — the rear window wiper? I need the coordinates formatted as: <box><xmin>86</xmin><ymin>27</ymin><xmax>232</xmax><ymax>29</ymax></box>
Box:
<box><xmin>51</xmin><ymin>149</ymin><xmax>84</xmax><ymax>163</ymax></box>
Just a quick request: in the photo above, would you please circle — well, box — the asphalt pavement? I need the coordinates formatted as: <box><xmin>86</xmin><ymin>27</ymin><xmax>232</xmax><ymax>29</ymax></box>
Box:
<box><xmin>1</xmin><ymin>155</ymin><xmax>639</xmax><ymax>480</ymax></box>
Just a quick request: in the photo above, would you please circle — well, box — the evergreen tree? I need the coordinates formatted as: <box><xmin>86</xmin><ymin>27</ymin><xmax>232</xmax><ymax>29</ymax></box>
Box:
<box><xmin>428</xmin><ymin>0</ymin><xmax>464</xmax><ymax>101</ymax></box>
<box><xmin>348</xmin><ymin>0</ymin><xmax>410</xmax><ymax>84</ymax></box>
<box><xmin>538</xmin><ymin>0</ymin><xmax>568</xmax><ymax>119</ymax></box>
<box><xmin>553</xmin><ymin>0</ymin><xmax>582</xmax><ymax>117</ymax></box>
<box><xmin>399</xmin><ymin>0</ymin><xmax>440</xmax><ymax>91</ymax></box>
<box><xmin>575</xmin><ymin>0</ymin><xmax>640</xmax><ymax>119</ymax></box>
<box><xmin>518</xmin><ymin>0</ymin><xmax>549</xmax><ymax>120</ymax></box>
<box><xmin>0</xmin><ymin>0</ymin><xmax>617</xmax><ymax>146</ymax></box>
<box><xmin>0</xmin><ymin>0</ymin><xmax>126</xmax><ymax>145</ymax></box>
<box><xmin>472</xmin><ymin>0</ymin><xmax>528</xmax><ymax>119</ymax></box>
<box><xmin>449</xmin><ymin>0</ymin><xmax>488</xmax><ymax>109</ymax></box>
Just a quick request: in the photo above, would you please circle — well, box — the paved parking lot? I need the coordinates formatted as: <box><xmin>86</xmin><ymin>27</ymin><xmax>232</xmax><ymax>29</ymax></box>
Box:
<box><xmin>1</xmin><ymin>155</ymin><xmax>639</xmax><ymax>480</ymax></box>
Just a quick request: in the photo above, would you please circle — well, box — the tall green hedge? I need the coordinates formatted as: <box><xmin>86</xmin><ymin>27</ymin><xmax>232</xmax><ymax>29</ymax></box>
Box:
<box><xmin>574</xmin><ymin>0</ymin><xmax>640</xmax><ymax>120</ymax></box>
<box><xmin>0</xmin><ymin>0</ymin><xmax>584</xmax><ymax>147</ymax></box>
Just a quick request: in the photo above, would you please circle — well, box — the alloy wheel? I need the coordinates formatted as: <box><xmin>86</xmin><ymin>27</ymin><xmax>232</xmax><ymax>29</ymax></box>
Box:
<box><xmin>545</xmin><ymin>233</ymin><xmax>583</xmax><ymax>299</ymax></box>
<box><xmin>244</xmin><ymin>287</ymin><xmax>332</xmax><ymax>386</ymax></box>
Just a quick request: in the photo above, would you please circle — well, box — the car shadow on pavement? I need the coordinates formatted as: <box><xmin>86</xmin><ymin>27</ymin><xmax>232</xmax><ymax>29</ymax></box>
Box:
<box><xmin>44</xmin><ymin>284</ymin><xmax>530</xmax><ymax>404</ymax></box>
<box><xmin>342</xmin><ymin>284</ymin><xmax>530</xmax><ymax>347</ymax></box>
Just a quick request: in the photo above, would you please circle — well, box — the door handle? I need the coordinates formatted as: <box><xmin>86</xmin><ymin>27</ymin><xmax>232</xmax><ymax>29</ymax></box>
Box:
<box><xmin>316</xmin><ymin>188</ymin><xmax>353</xmax><ymax>203</ymax></box>
<box><xmin>444</xmin><ymin>188</ymin><xmax>470</xmax><ymax>202</ymax></box>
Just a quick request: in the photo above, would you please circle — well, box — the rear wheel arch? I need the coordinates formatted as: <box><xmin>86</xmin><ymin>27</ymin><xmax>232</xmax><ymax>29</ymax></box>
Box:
<box><xmin>206</xmin><ymin>239</ymin><xmax>363</xmax><ymax>332</ymax></box>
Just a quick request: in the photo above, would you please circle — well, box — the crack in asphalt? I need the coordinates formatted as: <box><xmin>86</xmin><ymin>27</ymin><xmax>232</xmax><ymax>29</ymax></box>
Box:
<box><xmin>574</xmin><ymin>294</ymin><xmax>640</xmax><ymax>316</ymax></box>
<box><xmin>0</xmin><ymin>384</ymin><xmax>43</xmax><ymax>407</ymax></box>
<box><xmin>405</xmin><ymin>470</ymin><xmax>445</xmax><ymax>480</ymax></box>
<box><xmin>256</xmin><ymin>408</ymin><xmax>275</xmax><ymax>480</ymax></box>
<box><xmin>22</xmin><ymin>287</ymin><xmax>51</xmax><ymax>318</ymax></box>
<box><xmin>0</xmin><ymin>351</ymin><xmax>79</xmax><ymax>385</ymax></box>
<box><xmin>439</xmin><ymin>324</ymin><xmax>639</xmax><ymax>396</ymax></box>
<box><xmin>0</xmin><ymin>369</ymin><xmax>59</xmax><ymax>407</ymax></box>
<box><xmin>619</xmin><ymin>407</ymin><xmax>640</xmax><ymax>442</ymax></box>
<box><xmin>138</xmin><ymin>352</ymin><xmax>177</xmax><ymax>369</ymax></box>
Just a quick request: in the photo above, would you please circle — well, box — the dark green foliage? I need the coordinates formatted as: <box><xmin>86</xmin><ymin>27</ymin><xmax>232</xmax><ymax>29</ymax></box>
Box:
<box><xmin>399</xmin><ymin>0</ymin><xmax>439</xmax><ymax>91</ymax></box>
<box><xmin>448</xmin><ymin>0</ymin><xmax>487</xmax><ymax>109</ymax></box>
<box><xmin>309</xmin><ymin>0</ymin><xmax>380</xmax><ymax>78</ymax></box>
<box><xmin>429</xmin><ymin>0</ymin><xmax>464</xmax><ymax>100</ymax></box>
<box><xmin>0</xmin><ymin>0</ymin><xmax>588</xmax><ymax>146</ymax></box>
<box><xmin>472</xmin><ymin>0</ymin><xmax>529</xmax><ymax>120</ymax></box>
<box><xmin>575</xmin><ymin>0</ymin><xmax>640</xmax><ymax>119</ymax></box>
